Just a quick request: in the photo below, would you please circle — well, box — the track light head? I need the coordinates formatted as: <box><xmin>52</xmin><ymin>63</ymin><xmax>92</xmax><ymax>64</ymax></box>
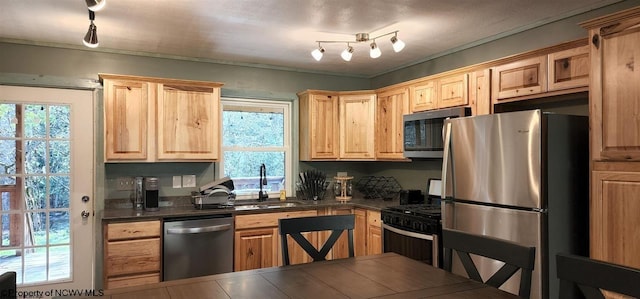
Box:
<box><xmin>85</xmin><ymin>0</ymin><xmax>106</xmax><ymax>12</ymax></box>
<box><xmin>83</xmin><ymin>10</ymin><xmax>98</xmax><ymax>48</ymax></box>
<box><xmin>341</xmin><ymin>45</ymin><xmax>354</xmax><ymax>61</ymax></box>
<box><xmin>311</xmin><ymin>44</ymin><xmax>325</xmax><ymax>61</ymax></box>
<box><xmin>83</xmin><ymin>22</ymin><xmax>99</xmax><ymax>48</ymax></box>
<box><xmin>391</xmin><ymin>34</ymin><xmax>405</xmax><ymax>52</ymax></box>
<box><xmin>369</xmin><ymin>41</ymin><xmax>381</xmax><ymax>59</ymax></box>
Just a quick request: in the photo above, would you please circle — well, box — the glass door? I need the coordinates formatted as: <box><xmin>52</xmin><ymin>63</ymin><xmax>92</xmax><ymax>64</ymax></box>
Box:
<box><xmin>0</xmin><ymin>85</ymin><xmax>94</xmax><ymax>294</ymax></box>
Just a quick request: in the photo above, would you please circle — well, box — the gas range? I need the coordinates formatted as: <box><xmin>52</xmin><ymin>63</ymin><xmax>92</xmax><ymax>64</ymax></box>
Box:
<box><xmin>381</xmin><ymin>204</ymin><xmax>442</xmax><ymax>235</ymax></box>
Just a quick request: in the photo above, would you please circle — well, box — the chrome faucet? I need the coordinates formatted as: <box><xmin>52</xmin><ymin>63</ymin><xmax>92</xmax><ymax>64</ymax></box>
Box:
<box><xmin>258</xmin><ymin>163</ymin><xmax>268</xmax><ymax>201</ymax></box>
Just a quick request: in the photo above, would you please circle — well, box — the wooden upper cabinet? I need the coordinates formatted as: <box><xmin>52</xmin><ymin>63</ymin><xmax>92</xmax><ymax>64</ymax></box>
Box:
<box><xmin>157</xmin><ymin>83</ymin><xmax>220</xmax><ymax>160</ymax></box>
<box><xmin>101</xmin><ymin>74</ymin><xmax>223</xmax><ymax>162</ymax></box>
<box><xmin>547</xmin><ymin>45</ymin><xmax>590</xmax><ymax>92</ymax></box>
<box><xmin>437</xmin><ymin>73</ymin><xmax>468</xmax><ymax>109</ymax></box>
<box><xmin>582</xmin><ymin>8</ymin><xmax>640</xmax><ymax>161</ymax></box>
<box><xmin>298</xmin><ymin>91</ymin><xmax>340</xmax><ymax>160</ymax></box>
<box><xmin>469</xmin><ymin>69</ymin><xmax>491</xmax><ymax>115</ymax></box>
<box><xmin>410</xmin><ymin>80</ymin><xmax>436</xmax><ymax>112</ymax></box>
<box><xmin>339</xmin><ymin>93</ymin><xmax>376</xmax><ymax>160</ymax></box>
<box><xmin>375</xmin><ymin>87</ymin><xmax>409</xmax><ymax>160</ymax></box>
<box><xmin>491</xmin><ymin>55</ymin><xmax>547</xmax><ymax>102</ymax></box>
<box><xmin>410</xmin><ymin>73</ymin><xmax>469</xmax><ymax>112</ymax></box>
<box><xmin>103</xmin><ymin>79</ymin><xmax>150</xmax><ymax>160</ymax></box>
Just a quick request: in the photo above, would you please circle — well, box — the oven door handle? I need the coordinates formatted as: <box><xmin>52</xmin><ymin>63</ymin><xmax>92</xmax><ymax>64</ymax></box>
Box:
<box><xmin>382</xmin><ymin>223</ymin><xmax>434</xmax><ymax>241</ymax></box>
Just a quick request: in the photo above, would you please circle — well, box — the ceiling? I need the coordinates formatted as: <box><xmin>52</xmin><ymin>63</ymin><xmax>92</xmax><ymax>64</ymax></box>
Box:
<box><xmin>0</xmin><ymin>0</ymin><xmax>624</xmax><ymax>77</ymax></box>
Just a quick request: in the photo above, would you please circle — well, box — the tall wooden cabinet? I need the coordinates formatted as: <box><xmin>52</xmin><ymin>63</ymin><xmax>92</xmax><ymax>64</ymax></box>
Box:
<box><xmin>581</xmin><ymin>6</ymin><xmax>640</xmax><ymax>272</ymax></box>
<box><xmin>101</xmin><ymin>74</ymin><xmax>223</xmax><ymax>162</ymax></box>
<box><xmin>375</xmin><ymin>87</ymin><xmax>409</xmax><ymax>160</ymax></box>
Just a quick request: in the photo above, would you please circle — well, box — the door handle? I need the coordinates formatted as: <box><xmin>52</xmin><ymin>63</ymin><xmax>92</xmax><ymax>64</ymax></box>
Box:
<box><xmin>81</xmin><ymin>211</ymin><xmax>91</xmax><ymax>218</ymax></box>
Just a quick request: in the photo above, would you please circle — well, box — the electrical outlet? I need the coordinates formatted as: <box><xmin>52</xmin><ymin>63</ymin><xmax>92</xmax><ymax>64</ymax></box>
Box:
<box><xmin>183</xmin><ymin>175</ymin><xmax>196</xmax><ymax>188</ymax></box>
<box><xmin>172</xmin><ymin>176</ymin><xmax>182</xmax><ymax>188</ymax></box>
<box><xmin>116</xmin><ymin>177</ymin><xmax>135</xmax><ymax>191</ymax></box>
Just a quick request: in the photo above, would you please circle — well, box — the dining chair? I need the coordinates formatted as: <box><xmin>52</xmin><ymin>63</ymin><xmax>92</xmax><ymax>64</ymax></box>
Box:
<box><xmin>278</xmin><ymin>214</ymin><xmax>355</xmax><ymax>266</ymax></box>
<box><xmin>442</xmin><ymin>228</ymin><xmax>536</xmax><ymax>299</ymax></box>
<box><xmin>556</xmin><ymin>252</ymin><xmax>640</xmax><ymax>299</ymax></box>
<box><xmin>0</xmin><ymin>271</ymin><xmax>17</xmax><ymax>299</ymax></box>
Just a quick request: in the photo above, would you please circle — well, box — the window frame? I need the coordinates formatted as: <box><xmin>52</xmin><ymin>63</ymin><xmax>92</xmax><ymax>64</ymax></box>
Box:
<box><xmin>219</xmin><ymin>97</ymin><xmax>293</xmax><ymax>200</ymax></box>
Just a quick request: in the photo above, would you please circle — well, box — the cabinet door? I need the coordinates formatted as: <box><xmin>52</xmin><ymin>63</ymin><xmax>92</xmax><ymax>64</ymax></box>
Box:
<box><xmin>339</xmin><ymin>94</ymin><xmax>376</xmax><ymax>159</ymax></box>
<box><xmin>354</xmin><ymin>209</ymin><xmax>367</xmax><ymax>256</ymax></box>
<box><xmin>491</xmin><ymin>55</ymin><xmax>547</xmax><ymax>102</ymax></box>
<box><xmin>157</xmin><ymin>83</ymin><xmax>220</xmax><ymax>160</ymax></box>
<box><xmin>410</xmin><ymin>81</ymin><xmax>437</xmax><ymax>112</ymax></box>
<box><xmin>375</xmin><ymin>88</ymin><xmax>409</xmax><ymax>160</ymax></box>
<box><xmin>469</xmin><ymin>69</ymin><xmax>491</xmax><ymax>115</ymax></box>
<box><xmin>437</xmin><ymin>73</ymin><xmax>468</xmax><ymax>109</ymax></box>
<box><xmin>366</xmin><ymin>210</ymin><xmax>382</xmax><ymax>255</ymax></box>
<box><xmin>589</xmin><ymin>21</ymin><xmax>640</xmax><ymax>161</ymax></box>
<box><xmin>591</xmin><ymin>171</ymin><xmax>640</xmax><ymax>269</ymax></box>
<box><xmin>105</xmin><ymin>238</ymin><xmax>161</xmax><ymax>277</ymax></box>
<box><xmin>310</xmin><ymin>94</ymin><xmax>340</xmax><ymax>159</ymax></box>
<box><xmin>547</xmin><ymin>45</ymin><xmax>589</xmax><ymax>91</ymax></box>
<box><xmin>103</xmin><ymin>79</ymin><xmax>149</xmax><ymax>161</ymax></box>
<box><xmin>279</xmin><ymin>232</ymin><xmax>318</xmax><ymax>265</ymax></box>
<box><xmin>234</xmin><ymin>228</ymin><xmax>278</xmax><ymax>271</ymax></box>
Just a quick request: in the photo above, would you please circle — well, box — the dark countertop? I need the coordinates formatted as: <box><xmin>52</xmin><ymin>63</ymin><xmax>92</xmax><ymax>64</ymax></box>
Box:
<box><xmin>101</xmin><ymin>197</ymin><xmax>400</xmax><ymax>222</ymax></box>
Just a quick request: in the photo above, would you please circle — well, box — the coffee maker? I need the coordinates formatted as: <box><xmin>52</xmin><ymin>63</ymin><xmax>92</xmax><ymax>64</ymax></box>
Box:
<box><xmin>143</xmin><ymin>177</ymin><xmax>159</xmax><ymax>211</ymax></box>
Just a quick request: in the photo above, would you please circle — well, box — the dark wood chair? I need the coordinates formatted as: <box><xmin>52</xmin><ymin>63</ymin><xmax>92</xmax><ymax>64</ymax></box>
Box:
<box><xmin>556</xmin><ymin>253</ymin><xmax>640</xmax><ymax>299</ymax></box>
<box><xmin>442</xmin><ymin>228</ymin><xmax>536</xmax><ymax>299</ymax></box>
<box><xmin>278</xmin><ymin>214</ymin><xmax>355</xmax><ymax>266</ymax></box>
<box><xmin>0</xmin><ymin>271</ymin><xmax>16</xmax><ymax>299</ymax></box>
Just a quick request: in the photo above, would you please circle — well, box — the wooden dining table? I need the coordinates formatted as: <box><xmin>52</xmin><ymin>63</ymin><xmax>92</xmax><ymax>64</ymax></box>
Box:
<box><xmin>99</xmin><ymin>253</ymin><xmax>519</xmax><ymax>299</ymax></box>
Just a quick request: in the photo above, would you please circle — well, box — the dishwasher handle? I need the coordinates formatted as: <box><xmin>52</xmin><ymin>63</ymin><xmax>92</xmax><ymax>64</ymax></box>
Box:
<box><xmin>166</xmin><ymin>223</ymin><xmax>232</xmax><ymax>235</ymax></box>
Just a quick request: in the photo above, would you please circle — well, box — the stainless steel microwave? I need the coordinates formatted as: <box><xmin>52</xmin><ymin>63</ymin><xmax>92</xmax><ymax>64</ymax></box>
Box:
<box><xmin>403</xmin><ymin>107</ymin><xmax>471</xmax><ymax>158</ymax></box>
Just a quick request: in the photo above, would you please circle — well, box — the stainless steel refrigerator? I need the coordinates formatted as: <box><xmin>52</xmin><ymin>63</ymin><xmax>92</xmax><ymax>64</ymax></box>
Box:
<box><xmin>441</xmin><ymin>109</ymin><xmax>589</xmax><ymax>299</ymax></box>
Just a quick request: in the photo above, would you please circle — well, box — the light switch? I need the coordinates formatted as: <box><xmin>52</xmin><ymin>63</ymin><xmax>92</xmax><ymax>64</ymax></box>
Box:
<box><xmin>183</xmin><ymin>175</ymin><xmax>196</xmax><ymax>188</ymax></box>
<box><xmin>172</xmin><ymin>176</ymin><xmax>182</xmax><ymax>188</ymax></box>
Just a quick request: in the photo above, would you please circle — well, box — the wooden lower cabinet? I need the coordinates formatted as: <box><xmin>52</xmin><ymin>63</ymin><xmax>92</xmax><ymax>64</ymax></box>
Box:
<box><xmin>591</xmin><ymin>170</ymin><xmax>640</xmax><ymax>269</ymax></box>
<box><xmin>366</xmin><ymin>210</ymin><xmax>382</xmax><ymax>255</ymax></box>
<box><xmin>234</xmin><ymin>210</ymin><xmax>317</xmax><ymax>271</ymax></box>
<box><xmin>103</xmin><ymin>220</ymin><xmax>161</xmax><ymax>289</ymax></box>
<box><xmin>234</xmin><ymin>208</ymin><xmax>380</xmax><ymax>271</ymax></box>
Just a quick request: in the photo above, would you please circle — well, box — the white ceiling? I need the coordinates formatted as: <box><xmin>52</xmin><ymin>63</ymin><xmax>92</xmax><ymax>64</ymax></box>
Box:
<box><xmin>0</xmin><ymin>0</ymin><xmax>624</xmax><ymax>77</ymax></box>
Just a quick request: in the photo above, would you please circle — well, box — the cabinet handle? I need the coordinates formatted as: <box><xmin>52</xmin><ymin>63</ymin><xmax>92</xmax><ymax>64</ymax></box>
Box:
<box><xmin>592</xmin><ymin>34</ymin><xmax>600</xmax><ymax>49</ymax></box>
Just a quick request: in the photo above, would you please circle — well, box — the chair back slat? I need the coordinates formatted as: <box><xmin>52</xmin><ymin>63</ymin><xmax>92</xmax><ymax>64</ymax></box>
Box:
<box><xmin>442</xmin><ymin>228</ymin><xmax>536</xmax><ymax>299</ymax></box>
<box><xmin>556</xmin><ymin>253</ymin><xmax>640</xmax><ymax>298</ymax></box>
<box><xmin>279</xmin><ymin>214</ymin><xmax>355</xmax><ymax>266</ymax></box>
<box><xmin>0</xmin><ymin>271</ymin><xmax>17</xmax><ymax>299</ymax></box>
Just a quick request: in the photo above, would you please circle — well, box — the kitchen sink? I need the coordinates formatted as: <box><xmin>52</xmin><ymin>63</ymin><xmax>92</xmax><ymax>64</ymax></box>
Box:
<box><xmin>233</xmin><ymin>201</ymin><xmax>301</xmax><ymax>211</ymax></box>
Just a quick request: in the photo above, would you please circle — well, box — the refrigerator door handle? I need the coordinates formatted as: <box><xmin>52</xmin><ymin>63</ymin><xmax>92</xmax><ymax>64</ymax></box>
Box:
<box><xmin>441</xmin><ymin>121</ymin><xmax>452</xmax><ymax>199</ymax></box>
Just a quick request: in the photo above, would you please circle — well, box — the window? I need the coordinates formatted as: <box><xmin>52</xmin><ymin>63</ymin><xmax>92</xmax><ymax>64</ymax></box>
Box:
<box><xmin>220</xmin><ymin>98</ymin><xmax>292</xmax><ymax>199</ymax></box>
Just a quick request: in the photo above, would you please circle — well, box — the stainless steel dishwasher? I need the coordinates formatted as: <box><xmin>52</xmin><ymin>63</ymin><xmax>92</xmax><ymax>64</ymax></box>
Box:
<box><xmin>163</xmin><ymin>214</ymin><xmax>234</xmax><ymax>281</ymax></box>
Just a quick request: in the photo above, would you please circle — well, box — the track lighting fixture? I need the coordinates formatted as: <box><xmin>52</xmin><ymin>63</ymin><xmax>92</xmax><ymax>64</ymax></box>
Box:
<box><xmin>85</xmin><ymin>0</ymin><xmax>106</xmax><ymax>12</ymax></box>
<box><xmin>311</xmin><ymin>30</ymin><xmax>404</xmax><ymax>61</ymax></box>
<box><xmin>83</xmin><ymin>10</ymin><xmax>99</xmax><ymax>48</ymax></box>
